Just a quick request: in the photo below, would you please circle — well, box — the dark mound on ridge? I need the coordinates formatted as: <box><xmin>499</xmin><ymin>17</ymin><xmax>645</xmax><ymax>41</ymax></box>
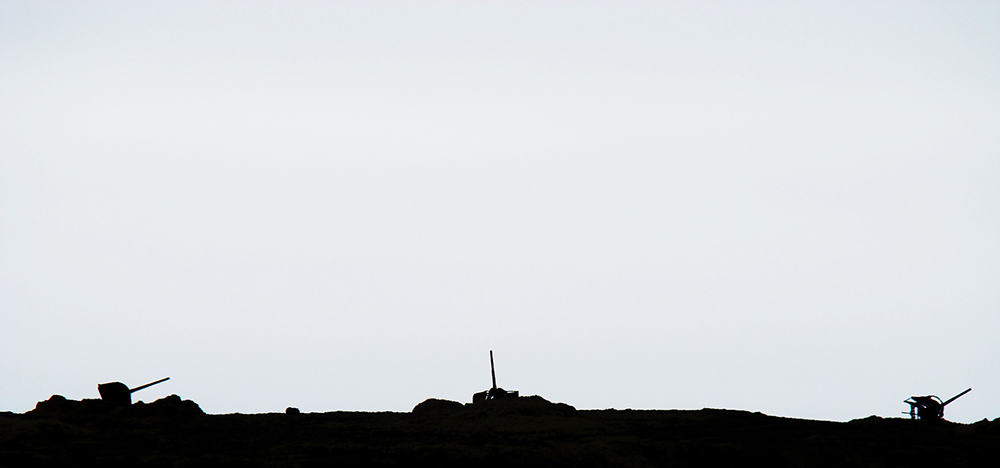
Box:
<box><xmin>411</xmin><ymin>397</ymin><xmax>464</xmax><ymax>414</ymax></box>
<box><xmin>412</xmin><ymin>395</ymin><xmax>576</xmax><ymax>418</ymax></box>
<box><xmin>25</xmin><ymin>394</ymin><xmax>204</xmax><ymax>422</ymax></box>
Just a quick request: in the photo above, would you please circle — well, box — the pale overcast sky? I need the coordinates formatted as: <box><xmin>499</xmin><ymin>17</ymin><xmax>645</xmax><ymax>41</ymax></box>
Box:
<box><xmin>2</xmin><ymin>1</ymin><xmax>998</xmax><ymax>422</ymax></box>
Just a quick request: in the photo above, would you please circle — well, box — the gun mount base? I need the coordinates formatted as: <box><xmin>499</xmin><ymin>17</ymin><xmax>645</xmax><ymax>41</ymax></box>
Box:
<box><xmin>473</xmin><ymin>387</ymin><xmax>519</xmax><ymax>403</ymax></box>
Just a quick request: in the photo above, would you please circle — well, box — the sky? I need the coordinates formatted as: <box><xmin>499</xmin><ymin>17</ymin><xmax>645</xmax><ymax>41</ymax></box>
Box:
<box><xmin>1</xmin><ymin>1</ymin><xmax>998</xmax><ymax>422</ymax></box>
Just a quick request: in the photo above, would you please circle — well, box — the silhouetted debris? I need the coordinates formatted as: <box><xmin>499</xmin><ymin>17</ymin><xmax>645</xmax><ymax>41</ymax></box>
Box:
<box><xmin>285</xmin><ymin>407</ymin><xmax>301</xmax><ymax>415</ymax></box>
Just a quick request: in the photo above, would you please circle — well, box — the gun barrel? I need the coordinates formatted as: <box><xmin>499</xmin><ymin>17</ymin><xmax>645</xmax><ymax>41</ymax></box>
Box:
<box><xmin>490</xmin><ymin>350</ymin><xmax>497</xmax><ymax>390</ymax></box>
<box><xmin>941</xmin><ymin>388</ymin><xmax>971</xmax><ymax>407</ymax></box>
<box><xmin>129</xmin><ymin>377</ymin><xmax>170</xmax><ymax>393</ymax></box>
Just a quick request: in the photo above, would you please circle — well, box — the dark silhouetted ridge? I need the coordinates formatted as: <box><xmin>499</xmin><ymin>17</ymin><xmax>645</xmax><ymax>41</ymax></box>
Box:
<box><xmin>3</xmin><ymin>394</ymin><xmax>999</xmax><ymax>466</ymax></box>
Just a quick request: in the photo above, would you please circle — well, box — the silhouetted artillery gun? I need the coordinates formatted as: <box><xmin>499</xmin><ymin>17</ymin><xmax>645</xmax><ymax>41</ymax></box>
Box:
<box><xmin>98</xmin><ymin>377</ymin><xmax>170</xmax><ymax>405</ymax></box>
<box><xmin>904</xmin><ymin>388</ymin><xmax>971</xmax><ymax>420</ymax></box>
<box><xmin>473</xmin><ymin>350</ymin><xmax>518</xmax><ymax>403</ymax></box>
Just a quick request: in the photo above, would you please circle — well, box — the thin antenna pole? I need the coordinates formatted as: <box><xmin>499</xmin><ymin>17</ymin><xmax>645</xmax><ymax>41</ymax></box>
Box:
<box><xmin>490</xmin><ymin>350</ymin><xmax>497</xmax><ymax>390</ymax></box>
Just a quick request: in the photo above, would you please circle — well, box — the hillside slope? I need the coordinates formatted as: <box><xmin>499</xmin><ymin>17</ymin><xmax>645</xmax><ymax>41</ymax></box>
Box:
<box><xmin>2</xmin><ymin>395</ymin><xmax>998</xmax><ymax>467</ymax></box>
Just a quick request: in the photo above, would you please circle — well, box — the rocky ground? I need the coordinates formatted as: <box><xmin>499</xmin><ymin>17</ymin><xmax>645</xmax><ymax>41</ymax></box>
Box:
<box><xmin>2</xmin><ymin>394</ymin><xmax>998</xmax><ymax>467</ymax></box>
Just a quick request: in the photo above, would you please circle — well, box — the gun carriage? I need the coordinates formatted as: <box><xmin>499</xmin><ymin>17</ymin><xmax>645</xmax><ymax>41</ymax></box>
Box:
<box><xmin>473</xmin><ymin>351</ymin><xmax>518</xmax><ymax>403</ymax></box>
<box><xmin>904</xmin><ymin>388</ymin><xmax>971</xmax><ymax>420</ymax></box>
<box><xmin>98</xmin><ymin>377</ymin><xmax>170</xmax><ymax>405</ymax></box>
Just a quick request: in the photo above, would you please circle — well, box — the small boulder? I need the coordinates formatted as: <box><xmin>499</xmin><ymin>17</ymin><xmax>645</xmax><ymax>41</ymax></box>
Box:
<box><xmin>412</xmin><ymin>398</ymin><xmax>464</xmax><ymax>415</ymax></box>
